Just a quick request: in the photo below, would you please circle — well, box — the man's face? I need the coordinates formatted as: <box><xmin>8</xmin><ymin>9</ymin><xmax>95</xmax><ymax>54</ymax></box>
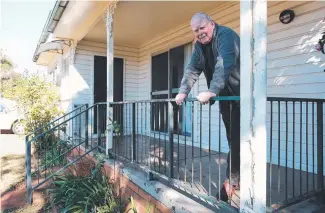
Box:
<box><xmin>191</xmin><ymin>19</ymin><xmax>214</xmax><ymax>44</ymax></box>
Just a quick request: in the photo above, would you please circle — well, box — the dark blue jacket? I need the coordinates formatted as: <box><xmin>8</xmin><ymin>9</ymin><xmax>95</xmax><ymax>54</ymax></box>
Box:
<box><xmin>179</xmin><ymin>24</ymin><xmax>240</xmax><ymax>97</ymax></box>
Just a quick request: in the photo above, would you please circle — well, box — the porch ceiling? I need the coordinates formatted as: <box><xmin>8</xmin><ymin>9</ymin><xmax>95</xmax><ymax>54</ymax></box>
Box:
<box><xmin>83</xmin><ymin>1</ymin><xmax>226</xmax><ymax>47</ymax></box>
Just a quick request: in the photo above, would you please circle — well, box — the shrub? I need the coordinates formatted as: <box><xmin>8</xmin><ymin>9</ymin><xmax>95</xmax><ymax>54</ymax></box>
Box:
<box><xmin>47</xmin><ymin>154</ymin><xmax>121</xmax><ymax>213</ymax></box>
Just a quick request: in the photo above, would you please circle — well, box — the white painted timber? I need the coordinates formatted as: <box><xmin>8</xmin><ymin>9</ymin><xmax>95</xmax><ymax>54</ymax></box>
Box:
<box><xmin>240</xmin><ymin>1</ymin><xmax>267</xmax><ymax>212</ymax></box>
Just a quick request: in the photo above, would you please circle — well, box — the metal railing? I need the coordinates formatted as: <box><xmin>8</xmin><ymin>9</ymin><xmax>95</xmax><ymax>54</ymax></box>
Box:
<box><xmin>106</xmin><ymin>96</ymin><xmax>325</xmax><ymax>211</ymax></box>
<box><xmin>267</xmin><ymin>97</ymin><xmax>325</xmax><ymax>211</ymax></box>
<box><xmin>26</xmin><ymin>96</ymin><xmax>325</xmax><ymax>211</ymax></box>
<box><xmin>25</xmin><ymin>103</ymin><xmax>108</xmax><ymax>204</ymax></box>
<box><xmin>106</xmin><ymin>96</ymin><xmax>241</xmax><ymax>211</ymax></box>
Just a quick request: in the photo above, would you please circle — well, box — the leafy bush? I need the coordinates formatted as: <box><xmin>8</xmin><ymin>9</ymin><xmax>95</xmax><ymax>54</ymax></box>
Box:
<box><xmin>48</xmin><ymin>155</ymin><xmax>121</xmax><ymax>213</ymax></box>
<box><xmin>1</xmin><ymin>74</ymin><xmax>62</xmax><ymax>135</ymax></box>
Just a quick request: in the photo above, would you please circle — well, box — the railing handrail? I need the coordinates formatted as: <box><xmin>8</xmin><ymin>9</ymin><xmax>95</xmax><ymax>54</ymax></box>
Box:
<box><xmin>26</xmin><ymin>104</ymin><xmax>88</xmax><ymax>138</ymax></box>
<box><xmin>26</xmin><ymin>103</ymin><xmax>102</xmax><ymax>144</ymax></box>
<box><xmin>25</xmin><ymin>97</ymin><xmax>239</xmax><ymax>144</ymax></box>
<box><xmin>267</xmin><ymin>97</ymin><xmax>325</xmax><ymax>102</ymax></box>
<box><xmin>108</xmin><ymin>96</ymin><xmax>240</xmax><ymax>104</ymax></box>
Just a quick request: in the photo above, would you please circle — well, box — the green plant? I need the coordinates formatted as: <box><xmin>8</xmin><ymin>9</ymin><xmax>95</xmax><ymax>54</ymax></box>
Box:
<box><xmin>106</xmin><ymin>117</ymin><xmax>123</xmax><ymax>136</ymax></box>
<box><xmin>1</xmin><ymin>74</ymin><xmax>62</xmax><ymax>136</ymax></box>
<box><xmin>129</xmin><ymin>196</ymin><xmax>153</xmax><ymax>213</ymax></box>
<box><xmin>47</xmin><ymin>155</ymin><xmax>121</xmax><ymax>213</ymax></box>
<box><xmin>40</xmin><ymin>139</ymin><xmax>71</xmax><ymax>168</ymax></box>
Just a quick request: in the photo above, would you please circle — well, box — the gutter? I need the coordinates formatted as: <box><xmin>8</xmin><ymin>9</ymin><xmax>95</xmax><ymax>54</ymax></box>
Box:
<box><xmin>32</xmin><ymin>1</ymin><xmax>69</xmax><ymax>63</ymax></box>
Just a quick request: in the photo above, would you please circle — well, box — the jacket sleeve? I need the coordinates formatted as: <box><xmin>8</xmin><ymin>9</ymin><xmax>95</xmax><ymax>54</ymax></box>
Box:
<box><xmin>178</xmin><ymin>44</ymin><xmax>203</xmax><ymax>95</ymax></box>
<box><xmin>208</xmin><ymin>29</ymin><xmax>236</xmax><ymax>95</ymax></box>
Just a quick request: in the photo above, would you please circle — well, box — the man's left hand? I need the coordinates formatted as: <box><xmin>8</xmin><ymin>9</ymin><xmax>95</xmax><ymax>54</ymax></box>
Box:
<box><xmin>196</xmin><ymin>91</ymin><xmax>216</xmax><ymax>105</ymax></box>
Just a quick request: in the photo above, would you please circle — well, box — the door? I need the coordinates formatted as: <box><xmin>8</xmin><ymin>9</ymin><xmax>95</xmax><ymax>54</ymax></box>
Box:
<box><xmin>113</xmin><ymin>58</ymin><xmax>124</xmax><ymax>130</ymax></box>
<box><xmin>93</xmin><ymin>56</ymin><xmax>124</xmax><ymax>133</ymax></box>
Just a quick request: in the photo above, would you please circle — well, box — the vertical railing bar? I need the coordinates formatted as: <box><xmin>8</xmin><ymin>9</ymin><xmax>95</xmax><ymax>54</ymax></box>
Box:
<box><xmin>85</xmin><ymin>105</ymin><xmax>89</xmax><ymax>149</ymax></box>
<box><xmin>285</xmin><ymin>101</ymin><xmax>288</xmax><ymax>201</ymax></box>
<box><xmin>277</xmin><ymin>101</ymin><xmax>281</xmax><ymax>197</ymax></box>
<box><xmin>218</xmin><ymin>104</ymin><xmax>221</xmax><ymax>201</ymax></box>
<box><xmin>137</xmin><ymin>103</ymin><xmax>139</xmax><ymax>163</ymax></box>
<box><xmin>184</xmin><ymin>101</ymin><xmax>187</xmax><ymax>183</ymax></box>
<box><xmin>306</xmin><ymin>101</ymin><xmax>309</xmax><ymax>194</ymax></box>
<box><xmin>120</xmin><ymin>104</ymin><xmax>122</xmax><ymax>157</ymax></box>
<box><xmin>312</xmin><ymin>102</ymin><xmax>315</xmax><ymax>192</ymax></box>
<box><xmin>200</xmin><ymin>104</ymin><xmax>202</xmax><ymax>185</ymax></box>
<box><xmin>141</xmin><ymin>102</ymin><xmax>143</xmax><ymax>164</ymax></box>
<box><xmin>79</xmin><ymin>107</ymin><xmax>82</xmax><ymax>142</ymax></box>
<box><xmin>168</xmin><ymin>101</ymin><xmax>174</xmax><ymax>178</ymax></box>
<box><xmin>132</xmin><ymin>103</ymin><xmax>136</xmax><ymax>162</ymax></box>
<box><xmin>26</xmin><ymin>136</ymin><xmax>32</xmax><ymax>204</ymax></box>
<box><xmin>209</xmin><ymin>104</ymin><xmax>211</xmax><ymax>196</ymax></box>
<box><xmin>165</xmin><ymin>102</ymin><xmax>167</xmax><ymax>175</ymax></box>
<box><xmin>153</xmin><ymin>102</ymin><xmax>156</xmax><ymax>171</ymax></box>
<box><xmin>293</xmin><ymin>101</ymin><xmax>296</xmax><ymax>198</ymax></box>
<box><xmin>317</xmin><ymin>101</ymin><xmax>323</xmax><ymax>191</ymax></box>
<box><xmin>97</xmin><ymin>105</ymin><xmax>101</xmax><ymax>148</ymax></box>
<box><xmin>269</xmin><ymin>101</ymin><xmax>273</xmax><ymax>206</ymax></box>
<box><xmin>229</xmin><ymin>101</ymin><xmax>232</xmax><ymax>202</ymax></box>
<box><xmin>177</xmin><ymin>105</ymin><xmax>180</xmax><ymax>180</ymax></box>
<box><xmin>191</xmin><ymin>102</ymin><xmax>194</xmax><ymax>186</ymax></box>
<box><xmin>145</xmin><ymin>103</ymin><xmax>148</xmax><ymax>167</ymax></box>
<box><xmin>158</xmin><ymin>102</ymin><xmax>161</xmax><ymax>173</ymax></box>
<box><xmin>300</xmin><ymin>101</ymin><xmax>302</xmax><ymax>196</ymax></box>
<box><xmin>124</xmin><ymin>104</ymin><xmax>127</xmax><ymax>158</ymax></box>
<box><xmin>52</xmin><ymin>129</ymin><xmax>55</xmax><ymax>170</ymax></box>
<box><xmin>45</xmin><ymin>133</ymin><xmax>47</xmax><ymax>179</ymax></box>
<box><xmin>90</xmin><ymin>108</ymin><xmax>95</xmax><ymax>148</ymax></box>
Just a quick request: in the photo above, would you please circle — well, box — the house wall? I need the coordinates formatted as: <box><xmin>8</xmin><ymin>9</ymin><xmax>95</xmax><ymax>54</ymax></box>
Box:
<box><xmin>132</xmin><ymin>1</ymin><xmax>325</xmax><ymax>173</ymax></box>
<box><xmin>73</xmin><ymin>40</ymin><xmax>140</xmax><ymax>107</ymax></box>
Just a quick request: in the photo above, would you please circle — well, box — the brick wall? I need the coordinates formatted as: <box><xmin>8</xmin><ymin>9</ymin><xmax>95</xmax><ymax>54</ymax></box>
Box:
<box><xmin>69</xmin><ymin>148</ymin><xmax>173</xmax><ymax>213</ymax></box>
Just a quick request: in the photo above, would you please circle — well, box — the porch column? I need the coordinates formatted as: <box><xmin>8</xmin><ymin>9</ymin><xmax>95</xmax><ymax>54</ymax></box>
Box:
<box><xmin>105</xmin><ymin>1</ymin><xmax>117</xmax><ymax>154</ymax></box>
<box><xmin>240</xmin><ymin>0</ymin><xmax>267</xmax><ymax>212</ymax></box>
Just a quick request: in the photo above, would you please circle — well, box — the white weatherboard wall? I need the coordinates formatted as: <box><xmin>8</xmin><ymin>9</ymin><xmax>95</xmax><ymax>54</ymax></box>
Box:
<box><xmin>128</xmin><ymin>1</ymin><xmax>325</xmax><ymax>174</ymax></box>
<box><xmin>73</xmin><ymin>40</ymin><xmax>139</xmax><ymax>107</ymax></box>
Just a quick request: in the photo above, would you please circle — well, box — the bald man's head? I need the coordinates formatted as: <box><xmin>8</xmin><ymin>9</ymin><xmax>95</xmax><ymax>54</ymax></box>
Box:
<box><xmin>190</xmin><ymin>12</ymin><xmax>215</xmax><ymax>44</ymax></box>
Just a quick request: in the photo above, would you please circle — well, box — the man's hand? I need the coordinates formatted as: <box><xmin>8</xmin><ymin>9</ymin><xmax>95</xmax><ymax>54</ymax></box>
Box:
<box><xmin>175</xmin><ymin>93</ymin><xmax>187</xmax><ymax>105</ymax></box>
<box><xmin>196</xmin><ymin>91</ymin><xmax>216</xmax><ymax>105</ymax></box>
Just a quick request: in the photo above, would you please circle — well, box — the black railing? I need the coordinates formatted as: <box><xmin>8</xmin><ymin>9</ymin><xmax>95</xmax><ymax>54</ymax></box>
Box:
<box><xmin>267</xmin><ymin>97</ymin><xmax>325</xmax><ymax>211</ymax></box>
<box><xmin>26</xmin><ymin>96</ymin><xmax>325</xmax><ymax>211</ymax></box>
<box><xmin>25</xmin><ymin>103</ymin><xmax>108</xmax><ymax>204</ymax></box>
<box><xmin>107</xmin><ymin>97</ymin><xmax>241</xmax><ymax>210</ymax></box>
<box><xmin>107</xmin><ymin>96</ymin><xmax>325</xmax><ymax>211</ymax></box>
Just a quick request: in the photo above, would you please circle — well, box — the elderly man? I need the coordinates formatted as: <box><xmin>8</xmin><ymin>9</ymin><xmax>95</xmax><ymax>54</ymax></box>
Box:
<box><xmin>175</xmin><ymin>12</ymin><xmax>240</xmax><ymax>203</ymax></box>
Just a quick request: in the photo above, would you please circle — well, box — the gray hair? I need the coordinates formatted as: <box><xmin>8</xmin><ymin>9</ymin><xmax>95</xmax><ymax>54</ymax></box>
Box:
<box><xmin>191</xmin><ymin>12</ymin><xmax>213</xmax><ymax>25</ymax></box>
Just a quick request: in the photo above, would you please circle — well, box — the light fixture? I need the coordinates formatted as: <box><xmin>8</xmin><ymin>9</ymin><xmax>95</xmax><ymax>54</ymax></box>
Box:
<box><xmin>279</xmin><ymin>9</ymin><xmax>295</xmax><ymax>24</ymax></box>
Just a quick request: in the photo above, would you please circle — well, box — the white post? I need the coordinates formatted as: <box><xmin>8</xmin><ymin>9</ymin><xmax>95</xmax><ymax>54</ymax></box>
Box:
<box><xmin>105</xmin><ymin>1</ymin><xmax>117</xmax><ymax>154</ymax></box>
<box><xmin>240</xmin><ymin>0</ymin><xmax>267</xmax><ymax>212</ymax></box>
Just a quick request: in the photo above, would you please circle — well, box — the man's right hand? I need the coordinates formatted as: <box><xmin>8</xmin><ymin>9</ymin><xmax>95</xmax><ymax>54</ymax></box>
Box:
<box><xmin>175</xmin><ymin>93</ymin><xmax>187</xmax><ymax>105</ymax></box>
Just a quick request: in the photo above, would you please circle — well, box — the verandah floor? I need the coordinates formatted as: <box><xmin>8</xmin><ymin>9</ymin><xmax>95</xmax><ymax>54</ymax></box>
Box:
<box><xmin>104</xmin><ymin>135</ymin><xmax>324</xmax><ymax>209</ymax></box>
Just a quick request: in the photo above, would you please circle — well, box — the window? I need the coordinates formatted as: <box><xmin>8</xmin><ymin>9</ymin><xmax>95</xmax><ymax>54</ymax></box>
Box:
<box><xmin>150</xmin><ymin>43</ymin><xmax>193</xmax><ymax>135</ymax></box>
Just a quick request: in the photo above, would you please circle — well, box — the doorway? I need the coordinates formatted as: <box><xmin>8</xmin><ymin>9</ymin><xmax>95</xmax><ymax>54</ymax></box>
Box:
<box><xmin>93</xmin><ymin>56</ymin><xmax>124</xmax><ymax>133</ymax></box>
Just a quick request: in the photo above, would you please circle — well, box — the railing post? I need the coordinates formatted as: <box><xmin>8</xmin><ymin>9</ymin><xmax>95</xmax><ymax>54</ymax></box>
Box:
<box><xmin>132</xmin><ymin>103</ymin><xmax>136</xmax><ymax>162</ymax></box>
<box><xmin>85</xmin><ymin>104</ymin><xmax>89</xmax><ymax>148</ymax></box>
<box><xmin>97</xmin><ymin>104</ymin><xmax>101</xmax><ymax>147</ymax></box>
<box><xmin>168</xmin><ymin>102</ymin><xmax>174</xmax><ymax>178</ymax></box>
<box><xmin>317</xmin><ymin>102</ymin><xmax>323</xmax><ymax>190</ymax></box>
<box><xmin>26</xmin><ymin>135</ymin><xmax>33</xmax><ymax>204</ymax></box>
<box><xmin>106</xmin><ymin>104</ymin><xmax>113</xmax><ymax>155</ymax></box>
